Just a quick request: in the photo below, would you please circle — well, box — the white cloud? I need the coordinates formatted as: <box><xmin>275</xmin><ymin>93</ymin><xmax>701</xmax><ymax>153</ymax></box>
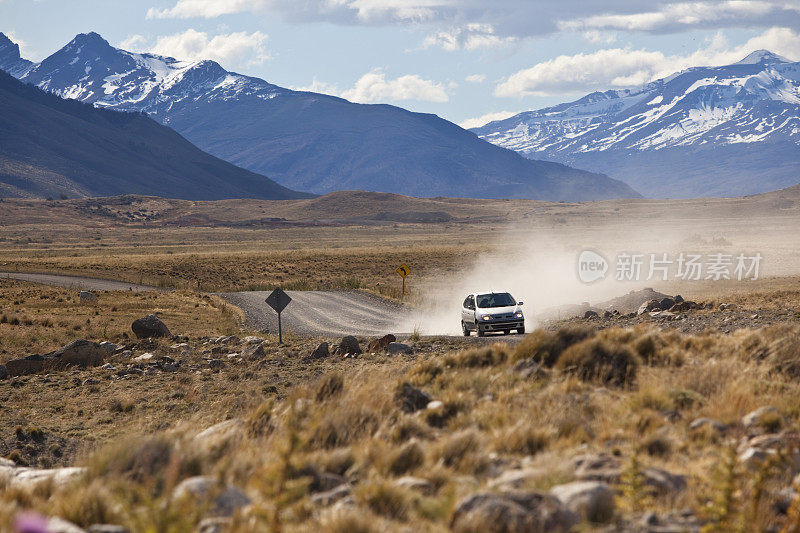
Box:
<box><xmin>422</xmin><ymin>23</ymin><xmax>517</xmax><ymax>51</ymax></box>
<box><xmin>293</xmin><ymin>69</ymin><xmax>449</xmax><ymax>103</ymax></box>
<box><xmin>120</xmin><ymin>29</ymin><xmax>271</xmax><ymax>68</ymax></box>
<box><xmin>147</xmin><ymin>0</ymin><xmax>270</xmax><ymax>19</ymax></box>
<box><xmin>459</xmin><ymin>110</ymin><xmax>518</xmax><ymax>129</ymax></box>
<box><xmin>342</xmin><ymin>69</ymin><xmax>449</xmax><ymax>103</ymax></box>
<box><xmin>465</xmin><ymin>73</ymin><xmax>486</xmax><ymax>83</ymax></box>
<box><xmin>559</xmin><ymin>1</ymin><xmax>789</xmax><ymax>33</ymax></box>
<box><xmin>495</xmin><ymin>27</ymin><xmax>800</xmax><ymax>97</ymax></box>
<box><xmin>119</xmin><ymin>34</ymin><xmax>148</xmax><ymax>51</ymax></box>
<box><xmin>146</xmin><ymin>0</ymin><xmax>800</xmax><ymax>46</ymax></box>
<box><xmin>582</xmin><ymin>30</ymin><xmax>617</xmax><ymax>44</ymax></box>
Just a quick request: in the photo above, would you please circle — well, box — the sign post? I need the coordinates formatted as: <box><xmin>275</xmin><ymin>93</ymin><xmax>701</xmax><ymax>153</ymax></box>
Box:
<box><xmin>265</xmin><ymin>288</ymin><xmax>292</xmax><ymax>344</ymax></box>
<box><xmin>396</xmin><ymin>264</ymin><xmax>410</xmax><ymax>298</ymax></box>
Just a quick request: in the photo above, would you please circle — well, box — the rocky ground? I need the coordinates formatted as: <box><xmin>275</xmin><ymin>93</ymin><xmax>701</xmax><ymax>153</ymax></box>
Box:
<box><xmin>4</xmin><ymin>288</ymin><xmax>800</xmax><ymax>532</ymax></box>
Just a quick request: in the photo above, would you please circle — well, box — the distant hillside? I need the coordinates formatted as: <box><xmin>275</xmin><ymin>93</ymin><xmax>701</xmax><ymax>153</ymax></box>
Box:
<box><xmin>0</xmin><ymin>31</ymin><xmax>640</xmax><ymax>202</ymax></box>
<box><xmin>473</xmin><ymin>51</ymin><xmax>800</xmax><ymax>198</ymax></box>
<box><xmin>0</xmin><ymin>69</ymin><xmax>309</xmax><ymax>200</ymax></box>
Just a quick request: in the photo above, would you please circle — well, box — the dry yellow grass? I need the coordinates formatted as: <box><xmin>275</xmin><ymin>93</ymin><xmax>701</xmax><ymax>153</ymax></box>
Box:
<box><xmin>2</xmin><ymin>316</ymin><xmax>799</xmax><ymax>530</ymax></box>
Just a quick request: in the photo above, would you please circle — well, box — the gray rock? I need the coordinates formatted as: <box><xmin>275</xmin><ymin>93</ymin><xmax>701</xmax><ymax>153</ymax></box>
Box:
<box><xmin>395</xmin><ymin>476</ymin><xmax>434</xmax><ymax>495</ymax></box>
<box><xmin>488</xmin><ymin>468</ymin><xmax>548</xmax><ymax>490</ymax></box>
<box><xmin>689</xmin><ymin>418</ymin><xmax>728</xmax><ymax>433</ymax></box>
<box><xmin>387</xmin><ymin>342</ymin><xmax>413</xmax><ymax>355</ymax></box>
<box><xmin>79</xmin><ymin>291</ymin><xmax>98</xmax><ymax>303</ymax></box>
<box><xmin>396</xmin><ymin>382</ymin><xmax>432</xmax><ymax>413</ymax></box>
<box><xmin>87</xmin><ymin>526</ymin><xmax>129</xmax><ymax>533</ymax></box>
<box><xmin>450</xmin><ymin>491</ymin><xmax>578</xmax><ymax>533</ymax></box>
<box><xmin>47</xmin><ymin>517</ymin><xmax>86</xmax><ymax>533</ymax></box>
<box><xmin>208</xmin><ymin>359</ymin><xmax>226</xmax><ymax>370</ymax></box>
<box><xmin>584</xmin><ymin>310</ymin><xmax>599</xmax><ymax>319</ymax></box>
<box><xmin>242</xmin><ymin>336</ymin><xmax>263</xmax><ymax>344</ymax></box>
<box><xmin>742</xmin><ymin>406</ymin><xmax>783</xmax><ymax>431</ymax></box>
<box><xmin>172</xmin><ymin>476</ymin><xmax>250</xmax><ymax>517</ymax></box>
<box><xmin>311</xmin><ymin>484</ymin><xmax>351</xmax><ymax>506</ymax></box>
<box><xmin>572</xmin><ymin>453</ymin><xmax>686</xmax><ymax>495</ymax></box>
<box><xmin>131</xmin><ymin>314</ymin><xmax>171</xmax><ymax>339</ymax></box>
<box><xmin>197</xmin><ymin>518</ymin><xmax>230</xmax><ymax>533</ymax></box>
<box><xmin>54</xmin><ymin>339</ymin><xmax>107</xmax><ymax>367</ymax></box>
<box><xmin>214</xmin><ymin>486</ymin><xmax>251</xmax><ymax>517</ymax></box>
<box><xmin>335</xmin><ymin>335</ymin><xmax>362</xmax><ymax>356</ymax></box>
<box><xmin>98</xmin><ymin>341</ymin><xmax>118</xmax><ymax>354</ymax></box>
<box><xmin>241</xmin><ymin>342</ymin><xmax>266</xmax><ymax>361</ymax></box>
<box><xmin>6</xmin><ymin>354</ymin><xmax>46</xmax><ymax>376</ymax></box>
<box><xmin>637</xmin><ymin>299</ymin><xmax>662</xmax><ymax>315</ymax></box>
<box><xmin>310</xmin><ymin>342</ymin><xmax>330</xmax><ymax>359</ymax></box>
<box><xmin>550</xmin><ymin>481</ymin><xmax>615</xmax><ymax>523</ymax></box>
<box><xmin>0</xmin><ymin>464</ymin><xmax>86</xmax><ymax>490</ymax></box>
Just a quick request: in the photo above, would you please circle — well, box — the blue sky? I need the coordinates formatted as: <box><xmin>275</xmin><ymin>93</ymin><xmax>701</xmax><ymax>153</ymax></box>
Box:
<box><xmin>2</xmin><ymin>0</ymin><xmax>800</xmax><ymax>127</ymax></box>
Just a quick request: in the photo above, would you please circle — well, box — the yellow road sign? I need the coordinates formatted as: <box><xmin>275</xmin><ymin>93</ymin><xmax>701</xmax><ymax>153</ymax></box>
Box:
<box><xmin>396</xmin><ymin>264</ymin><xmax>410</xmax><ymax>278</ymax></box>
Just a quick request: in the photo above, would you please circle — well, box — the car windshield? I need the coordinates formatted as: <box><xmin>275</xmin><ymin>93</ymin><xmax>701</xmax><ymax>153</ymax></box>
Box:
<box><xmin>476</xmin><ymin>293</ymin><xmax>516</xmax><ymax>308</ymax></box>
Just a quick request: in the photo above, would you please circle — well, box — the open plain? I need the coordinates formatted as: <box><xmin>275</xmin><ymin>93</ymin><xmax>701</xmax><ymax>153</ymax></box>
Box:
<box><xmin>2</xmin><ymin>189</ymin><xmax>800</xmax><ymax>531</ymax></box>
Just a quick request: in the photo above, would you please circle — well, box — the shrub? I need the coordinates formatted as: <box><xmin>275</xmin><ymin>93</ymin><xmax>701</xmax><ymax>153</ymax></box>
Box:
<box><xmin>494</xmin><ymin>423</ymin><xmax>549</xmax><ymax>456</ymax></box>
<box><xmin>308</xmin><ymin>406</ymin><xmax>379</xmax><ymax>449</ymax></box>
<box><xmin>513</xmin><ymin>325</ymin><xmax>595</xmax><ymax>366</ymax></box>
<box><xmin>450</xmin><ymin>344</ymin><xmax>508</xmax><ymax>368</ymax></box>
<box><xmin>246</xmin><ymin>400</ymin><xmax>274</xmax><ymax>438</ymax></box>
<box><xmin>433</xmin><ymin>429</ymin><xmax>483</xmax><ymax>470</ymax></box>
<box><xmin>387</xmin><ymin>440</ymin><xmax>425</xmax><ymax>476</ymax></box>
<box><xmin>355</xmin><ymin>479</ymin><xmax>412</xmax><ymax>520</ymax></box>
<box><xmin>316</xmin><ymin>373</ymin><xmax>344</xmax><ymax>402</ymax></box>
<box><xmin>556</xmin><ymin>338</ymin><xmax>639</xmax><ymax>387</ymax></box>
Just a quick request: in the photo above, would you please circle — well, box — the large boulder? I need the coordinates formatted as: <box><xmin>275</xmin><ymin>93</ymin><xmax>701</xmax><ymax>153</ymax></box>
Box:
<box><xmin>387</xmin><ymin>342</ymin><xmax>413</xmax><ymax>355</ymax></box>
<box><xmin>172</xmin><ymin>476</ymin><xmax>251</xmax><ymax>518</ymax></box>
<box><xmin>367</xmin><ymin>334</ymin><xmax>396</xmax><ymax>353</ymax></box>
<box><xmin>52</xmin><ymin>339</ymin><xmax>106</xmax><ymax>367</ymax></box>
<box><xmin>6</xmin><ymin>355</ymin><xmax>47</xmax><ymax>376</ymax></box>
<box><xmin>0</xmin><ymin>364</ymin><xmax>7</xmax><ymax>380</ymax></box>
<box><xmin>131</xmin><ymin>314</ymin><xmax>171</xmax><ymax>339</ymax></box>
<box><xmin>334</xmin><ymin>336</ymin><xmax>362</xmax><ymax>356</ymax></box>
<box><xmin>550</xmin><ymin>481</ymin><xmax>615</xmax><ymax>523</ymax></box>
<box><xmin>637</xmin><ymin>300</ymin><xmax>662</xmax><ymax>315</ymax></box>
<box><xmin>79</xmin><ymin>291</ymin><xmax>98</xmax><ymax>303</ymax></box>
<box><xmin>451</xmin><ymin>491</ymin><xmax>578</xmax><ymax>533</ymax></box>
<box><xmin>309</xmin><ymin>342</ymin><xmax>330</xmax><ymax>359</ymax></box>
<box><xmin>572</xmin><ymin>453</ymin><xmax>686</xmax><ymax>495</ymax></box>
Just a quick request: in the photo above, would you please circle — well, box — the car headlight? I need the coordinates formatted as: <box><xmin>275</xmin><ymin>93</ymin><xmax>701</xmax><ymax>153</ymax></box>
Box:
<box><xmin>515</xmin><ymin>312</ymin><xmax>523</xmax><ymax>318</ymax></box>
<box><xmin>482</xmin><ymin>315</ymin><xmax>492</xmax><ymax>321</ymax></box>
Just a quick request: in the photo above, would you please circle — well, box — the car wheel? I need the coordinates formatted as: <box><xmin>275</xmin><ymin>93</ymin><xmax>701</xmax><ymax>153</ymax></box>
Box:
<box><xmin>503</xmin><ymin>330</ymin><xmax>509</xmax><ymax>335</ymax></box>
<box><xmin>462</xmin><ymin>321</ymin><xmax>470</xmax><ymax>336</ymax></box>
<box><xmin>477</xmin><ymin>327</ymin><xmax>485</xmax><ymax>337</ymax></box>
<box><xmin>517</xmin><ymin>327</ymin><xmax>525</xmax><ymax>335</ymax></box>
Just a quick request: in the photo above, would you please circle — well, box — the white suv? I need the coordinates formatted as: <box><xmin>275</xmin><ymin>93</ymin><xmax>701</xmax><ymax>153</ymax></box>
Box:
<box><xmin>461</xmin><ymin>291</ymin><xmax>525</xmax><ymax>337</ymax></box>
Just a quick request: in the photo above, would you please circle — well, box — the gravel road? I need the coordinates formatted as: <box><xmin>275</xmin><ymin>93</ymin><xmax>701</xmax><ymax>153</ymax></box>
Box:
<box><xmin>219</xmin><ymin>290</ymin><xmax>412</xmax><ymax>337</ymax></box>
<box><xmin>0</xmin><ymin>271</ymin><xmax>158</xmax><ymax>292</ymax></box>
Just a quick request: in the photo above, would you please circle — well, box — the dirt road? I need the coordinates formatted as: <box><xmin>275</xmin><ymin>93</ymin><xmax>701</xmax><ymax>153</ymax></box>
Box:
<box><xmin>219</xmin><ymin>290</ymin><xmax>411</xmax><ymax>337</ymax></box>
<box><xmin>0</xmin><ymin>271</ymin><xmax>158</xmax><ymax>292</ymax></box>
<box><xmin>0</xmin><ymin>271</ymin><xmax>412</xmax><ymax>337</ymax></box>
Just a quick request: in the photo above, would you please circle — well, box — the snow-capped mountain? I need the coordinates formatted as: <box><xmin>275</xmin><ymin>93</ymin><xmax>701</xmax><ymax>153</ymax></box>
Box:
<box><xmin>473</xmin><ymin>51</ymin><xmax>800</xmax><ymax>198</ymax></box>
<box><xmin>0</xmin><ymin>31</ymin><xmax>639</xmax><ymax>201</ymax></box>
<box><xmin>18</xmin><ymin>32</ymin><xmax>288</xmax><ymax>116</ymax></box>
